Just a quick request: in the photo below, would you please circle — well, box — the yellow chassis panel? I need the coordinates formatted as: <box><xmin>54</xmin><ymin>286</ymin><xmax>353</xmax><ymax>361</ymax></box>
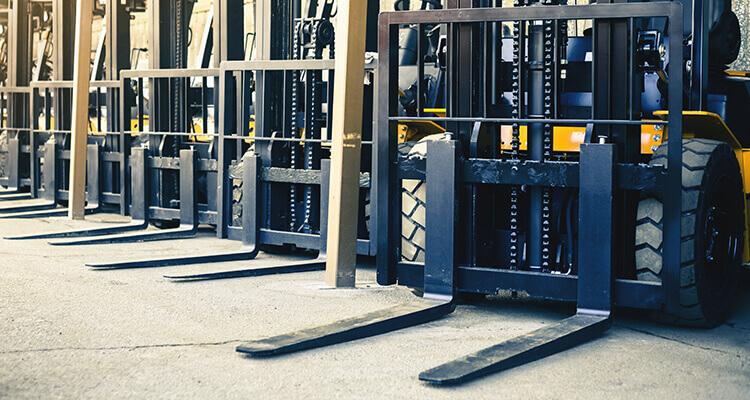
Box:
<box><xmin>498</xmin><ymin>124</ymin><xmax>663</xmax><ymax>154</ymax></box>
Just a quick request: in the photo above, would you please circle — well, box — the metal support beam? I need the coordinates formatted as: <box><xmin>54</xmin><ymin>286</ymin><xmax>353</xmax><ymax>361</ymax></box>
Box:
<box><xmin>325</xmin><ymin>0</ymin><xmax>368</xmax><ymax>287</ymax></box>
<box><xmin>69</xmin><ymin>0</ymin><xmax>93</xmax><ymax>220</ymax></box>
<box><xmin>8</xmin><ymin>0</ymin><xmax>29</xmax><ymax>89</ymax></box>
<box><xmin>105</xmin><ymin>0</ymin><xmax>130</xmax><ymax>78</ymax></box>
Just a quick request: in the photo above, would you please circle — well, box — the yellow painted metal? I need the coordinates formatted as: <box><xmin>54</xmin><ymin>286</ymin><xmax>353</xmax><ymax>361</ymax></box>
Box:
<box><xmin>394</xmin><ymin>114</ymin><xmax>665</xmax><ymax>153</ymax></box>
<box><xmin>188</xmin><ymin>117</ymin><xmax>256</xmax><ymax>143</ymax></box>
<box><xmin>39</xmin><ymin>115</ymin><xmax>151</xmax><ymax>136</ymax></box>
<box><xmin>743</xmin><ymin>150</ymin><xmax>750</xmax><ymax>195</ymax></box>
<box><xmin>653</xmin><ymin>110</ymin><xmax>743</xmax><ymax>149</ymax></box>
<box><xmin>726</xmin><ymin>71</ymin><xmax>750</xmax><ymax>77</ymax></box>
<box><xmin>188</xmin><ymin>117</ymin><xmax>214</xmax><ymax>142</ymax></box>
<box><xmin>423</xmin><ymin>108</ymin><xmax>447</xmax><ymax>117</ymax></box>
<box><xmin>397</xmin><ymin>108</ymin><xmax>449</xmax><ymax>143</ymax></box>
<box><xmin>131</xmin><ymin>116</ymin><xmax>148</xmax><ymax>134</ymax></box>
<box><xmin>497</xmin><ymin>123</ymin><xmax>664</xmax><ymax>154</ymax></box>
<box><xmin>87</xmin><ymin>116</ymin><xmax>150</xmax><ymax>136</ymax></box>
<box><xmin>397</xmin><ymin>120</ymin><xmax>445</xmax><ymax>143</ymax></box>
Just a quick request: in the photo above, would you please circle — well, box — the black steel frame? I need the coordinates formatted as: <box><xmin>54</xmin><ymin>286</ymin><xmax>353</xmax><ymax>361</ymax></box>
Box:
<box><xmin>378</xmin><ymin>2</ymin><xmax>684</xmax><ymax>313</ymax></box>
<box><xmin>0</xmin><ymin>85</ymin><xmax>32</xmax><ymax>193</ymax></box>
<box><xmin>232</xmin><ymin>1</ymin><xmax>685</xmax><ymax>386</ymax></box>
<box><xmin>41</xmin><ymin>67</ymin><xmax>218</xmax><ymax>246</ymax></box>
<box><xmin>116</xmin><ymin>58</ymin><xmax>375</xmax><ymax>278</ymax></box>
<box><xmin>381</xmin><ymin>2</ymin><xmax>683</xmax><ymax>383</ymax></box>
<box><xmin>81</xmin><ymin>0</ymin><xmax>378</xmax><ymax>276</ymax></box>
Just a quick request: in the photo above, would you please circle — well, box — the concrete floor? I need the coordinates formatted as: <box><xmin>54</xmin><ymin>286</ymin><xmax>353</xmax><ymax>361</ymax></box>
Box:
<box><xmin>1</xmin><ymin>205</ymin><xmax>748</xmax><ymax>399</ymax></box>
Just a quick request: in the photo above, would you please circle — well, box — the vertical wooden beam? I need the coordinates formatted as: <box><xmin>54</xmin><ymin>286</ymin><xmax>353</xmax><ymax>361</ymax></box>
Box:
<box><xmin>325</xmin><ymin>0</ymin><xmax>368</xmax><ymax>287</ymax></box>
<box><xmin>68</xmin><ymin>0</ymin><xmax>93</xmax><ymax>220</ymax></box>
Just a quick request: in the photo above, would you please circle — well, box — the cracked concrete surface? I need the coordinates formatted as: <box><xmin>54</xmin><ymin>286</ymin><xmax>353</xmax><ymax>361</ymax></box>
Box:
<box><xmin>1</xmin><ymin>205</ymin><xmax>749</xmax><ymax>398</ymax></box>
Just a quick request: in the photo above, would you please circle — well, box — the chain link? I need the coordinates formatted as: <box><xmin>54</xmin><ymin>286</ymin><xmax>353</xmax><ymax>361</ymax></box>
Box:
<box><xmin>509</xmin><ymin>0</ymin><xmax>524</xmax><ymax>270</ymax></box>
<box><xmin>541</xmin><ymin>0</ymin><xmax>558</xmax><ymax>271</ymax></box>
<box><xmin>301</xmin><ymin>22</ymin><xmax>328</xmax><ymax>232</ymax></box>
<box><xmin>289</xmin><ymin>22</ymin><xmax>301</xmax><ymax>231</ymax></box>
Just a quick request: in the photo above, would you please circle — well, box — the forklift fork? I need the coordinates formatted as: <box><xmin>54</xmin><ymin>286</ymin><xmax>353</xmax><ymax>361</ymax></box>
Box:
<box><xmin>163</xmin><ymin>157</ymin><xmax>329</xmax><ymax>280</ymax></box>
<box><xmin>0</xmin><ymin>144</ymin><xmax>102</xmax><ymax>220</ymax></box>
<box><xmin>86</xmin><ymin>154</ymin><xmax>327</xmax><ymax>279</ymax></box>
<box><xmin>419</xmin><ymin>143</ymin><xmax>615</xmax><ymax>385</ymax></box>
<box><xmin>0</xmin><ymin>138</ymin><xmax>23</xmax><ymax>196</ymax></box>
<box><xmin>87</xmin><ymin>152</ymin><xmax>262</xmax><ymax>269</ymax></box>
<box><xmin>0</xmin><ymin>140</ymin><xmax>59</xmax><ymax>215</ymax></box>
<box><xmin>235</xmin><ymin>141</ymin><xmax>461</xmax><ymax>357</ymax></box>
<box><xmin>236</xmin><ymin>141</ymin><xmax>615</xmax><ymax>386</ymax></box>
<box><xmin>48</xmin><ymin>147</ymin><xmax>199</xmax><ymax>245</ymax></box>
<box><xmin>0</xmin><ymin>192</ymin><xmax>33</xmax><ymax>201</ymax></box>
<box><xmin>5</xmin><ymin>146</ymin><xmax>150</xmax><ymax>239</ymax></box>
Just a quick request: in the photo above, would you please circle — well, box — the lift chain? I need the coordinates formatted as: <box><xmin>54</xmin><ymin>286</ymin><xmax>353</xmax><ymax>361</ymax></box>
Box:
<box><xmin>540</xmin><ymin>0</ymin><xmax>556</xmax><ymax>272</ymax></box>
<box><xmin>301</xmin><ymin>22</ymin><xmax>329</xmax><ymax>233</ymax></box>
<box><xmin>509</xmin><ymin>0</ymin><xmax>525</xmax><ymax>270</ymax></box>
<box><xmin>559</xmin><ymin>0</ymin><xmax>568</xmax><ymax>63</ymax></box>
<box><xmin>173</xmin><ymin>0</ymin><xmax>185</xmax><ymax>199</ymax></box>
<box><xmin>289</xmin><ymin>22</ymin><xmax>302</xmax><ymax>231</ymax></box>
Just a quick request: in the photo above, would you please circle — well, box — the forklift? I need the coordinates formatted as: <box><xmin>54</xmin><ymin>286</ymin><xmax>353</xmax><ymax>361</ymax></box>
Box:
<box><xmin>230</xmin><ymin>0</ymin><xmax>750</xmax><ymax>385</ymax></box>
<box><xmin>1</xmin><ymin>0</ymin><xmax>745</xmax><ymax>386</ymax></box>
<box><xmin>0</xmin><ymin>0</ymin><xmax>143</xmax><ymax>218</ymax></box>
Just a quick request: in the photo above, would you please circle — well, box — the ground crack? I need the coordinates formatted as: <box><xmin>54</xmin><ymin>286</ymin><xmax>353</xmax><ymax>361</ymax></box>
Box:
<box><xmin>0</xmin><ymin>340</ymin><xmax>246</xmax><ymax>355</ymax></box>
<box><xmin>616</xmin><ymin>324</ymin><xmax>736</xmax><ymax>356</ymax></box>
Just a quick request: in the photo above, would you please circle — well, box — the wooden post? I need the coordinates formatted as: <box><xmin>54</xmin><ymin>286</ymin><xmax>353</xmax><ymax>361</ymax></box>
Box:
<box><xmin>68</xmin><ymin>0</ymin><xmax>93</xmax><ymax>220</ymax></box>
<box><xmin>325</xmin><ymin>0</ymin><xmax>368</xmax><ymax>287</ymax></box>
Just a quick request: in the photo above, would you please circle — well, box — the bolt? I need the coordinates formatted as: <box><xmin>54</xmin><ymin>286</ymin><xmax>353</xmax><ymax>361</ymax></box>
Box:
<box><xmin>654</xmin><ymin>124</ymin><xmax>662</xmax><ymax>131</ymax></box>
<box><xmin>651</xmin><ymin>145</ymin><xmax>659</xmax><ymax>152</ymax></box>
<box><xmin>652</xmin><ymin>134</ymin><xmax>661</xmax><ymax>142</ymax></box>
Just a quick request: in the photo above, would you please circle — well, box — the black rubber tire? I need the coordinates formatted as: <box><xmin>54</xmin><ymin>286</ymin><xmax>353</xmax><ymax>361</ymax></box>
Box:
<box><xmin>401</xmin><ymin>178</ymin><xmax>426</xmax><ymax>263</ymax></box>
<box><xmin>228</xmin><ymin>156</ymin><xmax>245</xmax><ymax>228</ymax></box>
<box><xmin>399</xmin><ymin>135</ymin><xmax>449</xmax><ymax>263</ymax></box>
<box><xmin>228</xmin><ymin>150</ymin><xmax>369</xmax><ymax>254</ymax></box>
<box><xmin>362</xmin><ymin>188</ymin><xmax>371</xmax><ymax>236</ymax></box>
<box><xmin>398</xmin><ymin>140</ymin><xmax>426</xmax><ymax>263</ymax></box>
<box><xmin>636</xmin><ymin>139</ymin><xmax>744</xmax><ymax>327</ymax></box>
<box><xmin>228</xmin><ymin>171</ymin><xmax>295</xmax><ymax>255</ymax></box>
<box><xmin>153</xmin><ymin>219</ymin><xmax>180</xmax><ymax>229</ymax></box>
<box><xmin>231</xmin><ymin>178</ymin><xmax>243</xmax><ymax>227</ymax></box>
